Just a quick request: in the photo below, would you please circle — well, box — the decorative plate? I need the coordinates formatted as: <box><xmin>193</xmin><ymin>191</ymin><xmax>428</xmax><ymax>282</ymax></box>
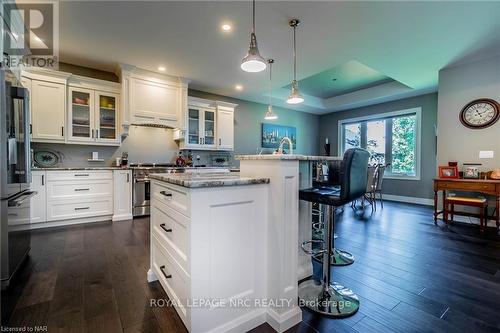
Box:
<box><xmin>34</xmin><ymin>150</ymin><xmax>60</xmax><ymax>168</ymax></box>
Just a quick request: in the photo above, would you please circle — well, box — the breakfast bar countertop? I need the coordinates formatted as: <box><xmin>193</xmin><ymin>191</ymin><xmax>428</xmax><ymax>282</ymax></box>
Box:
<box><xmin>149</xmin><ymin>172</ymin><xmax>270</xmax><ymax>188</ymax></box>
<box><xmin>235</xmin><ymin>154</ymin><xmax>342</xmax><ymax>161</ymax></box>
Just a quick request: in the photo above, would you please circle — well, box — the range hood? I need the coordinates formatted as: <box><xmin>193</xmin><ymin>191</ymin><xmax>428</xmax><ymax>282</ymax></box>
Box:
<box><xmin>129</xmin><ymin>122</ymin><xmax>176</xmax><ymax>129</ymax></box>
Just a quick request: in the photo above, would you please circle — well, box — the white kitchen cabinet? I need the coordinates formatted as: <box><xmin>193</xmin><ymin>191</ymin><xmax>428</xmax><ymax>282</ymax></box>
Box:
<box><xmin>216</xmin><ymin>103</ymin><xmax>235</xmax><ymax>151</ymax></box>
<box><xmin>149</xmin><ymin>179</ymin><xmax>268</xmax><ymax>333</ymax></box>
<box><xmin>112</xmin><ymin>169</ymin><xmax>132</xmax><ymax>221</ymax></box>
<box><xmin>30</xmin><ymin>171</ymin><xmax>47</xmax><ymax>224</ymax></box>
<box><xmin>118</xmin><ymin>64</ymin><xmax>188</xmax><ymax>131</ymax></box>
<box><xmin>31</xmin><ymin>80</ymin><xmax>66</xmax><ymax>142</ymax></box>
<box><xmin>46</xmin><ymin>170</ymin><xmax>113</xmax><ymax>222</ymax></box>
<box><xmin>68</xmin><ymin>77</ymin><xmax>121</xmax><ymax>145</ymax></box>
<box><xmin>177</xmin><ymin>97</ymin><xmax>236</xmax><ymax>151</ymax></box>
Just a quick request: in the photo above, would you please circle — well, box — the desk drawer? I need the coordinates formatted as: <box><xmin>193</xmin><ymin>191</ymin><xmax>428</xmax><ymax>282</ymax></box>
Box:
<box><xmin>438</xmin><ymin>181</ymin><xmax>496</xmax><ymax>192</ymax></box>
<box><xmin>151</xmin><ymin>236</ymin><xmax>189</xmax><ymax>323</ymax></box>
<box><xmin>46</xmin><ymin>170</ymin><xmax>113</xmax><ymax>181</ymax></box>
<box><xmin>151</xmin><ymin>181</ymin><xmax>190</xmax><ymax>217</ymax></box>
<box><xmin>151</xmin><ymin>201</ymin><xmax>189</xmax><ymax>272</ymax></box>
<box><xmin>47</xmin><ymin>180</ymin><xmax>112</xmax><ymax>200</ymax></box>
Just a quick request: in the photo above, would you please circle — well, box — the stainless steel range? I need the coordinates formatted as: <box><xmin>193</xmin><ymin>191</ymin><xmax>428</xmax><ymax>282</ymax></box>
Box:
<box><xmin>131</xmin><ymin>163</ymin><xmax>178</xmax><ymax>217</ymax></box>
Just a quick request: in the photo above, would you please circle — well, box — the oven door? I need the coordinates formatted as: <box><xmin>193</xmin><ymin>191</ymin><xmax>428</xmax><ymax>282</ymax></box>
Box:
<box><xmin>133</xmin><ymin>177</ymin><xmax>150</xmax><ymax>217</ymax></box>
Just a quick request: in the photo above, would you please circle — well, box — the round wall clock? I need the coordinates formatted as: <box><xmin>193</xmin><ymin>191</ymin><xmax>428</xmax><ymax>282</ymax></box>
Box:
<box><xmin>459</xmin><ymin>98</ymin><xmax>500</xmax><ymax>129</ymax></box>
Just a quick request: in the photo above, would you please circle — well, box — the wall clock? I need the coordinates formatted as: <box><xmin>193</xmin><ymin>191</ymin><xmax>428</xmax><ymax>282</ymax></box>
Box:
<box><xmin>459</xmin><ymin>98</ymin><xmax>500</xmax><ymax>129</ymax></box>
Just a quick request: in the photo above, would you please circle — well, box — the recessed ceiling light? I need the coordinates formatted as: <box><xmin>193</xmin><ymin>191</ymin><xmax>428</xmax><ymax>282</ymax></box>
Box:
<box><xmin>158</xmin><ymin>66</ymin><xmax>166</xmax><ymax>72</ymax></box>
<box><xmin>221</xmin><ymin>24</ymin><xmax>232</xmax><ymax>32</ymax></box>
<box><xmin>235</xmin><ymin>84</ymin><xmax>243</xmax><ymax>91</ymax></box>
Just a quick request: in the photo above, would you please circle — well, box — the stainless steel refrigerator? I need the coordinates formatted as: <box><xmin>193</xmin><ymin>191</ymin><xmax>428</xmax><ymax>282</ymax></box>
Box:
<box><xmin>0</xmin><ymin>68</ymin><xmax>35</xmax><ymax>291</ymax></box>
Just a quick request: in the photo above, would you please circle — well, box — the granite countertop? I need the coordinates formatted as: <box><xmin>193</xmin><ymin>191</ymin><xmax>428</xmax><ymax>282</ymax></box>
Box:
<box><xmin>235</xmin><ymin>154</ymin><xmax>342</xmax><ymax>161</ymax></box>
<box><xmin>32</xmin><ymin>166</ymin><xmax>127</xmax><ymax>170</ymax></box>
<box><xmin>150</xmin><ymin>172</ymin><xmax>270</xmax><ymax>188</ymax></box>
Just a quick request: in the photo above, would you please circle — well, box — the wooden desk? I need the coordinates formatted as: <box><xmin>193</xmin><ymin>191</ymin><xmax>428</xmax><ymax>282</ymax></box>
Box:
<box><xmin>433</xmin><ymin>178</ymin><xmax>500</xmax><ymax>230</ymax></box>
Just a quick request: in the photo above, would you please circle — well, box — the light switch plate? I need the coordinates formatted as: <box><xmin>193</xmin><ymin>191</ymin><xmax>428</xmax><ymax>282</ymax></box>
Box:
<box><xmin>479</xmin><ymin>151</ymin><xmax>494</xmax><ymax>159</ymax></box>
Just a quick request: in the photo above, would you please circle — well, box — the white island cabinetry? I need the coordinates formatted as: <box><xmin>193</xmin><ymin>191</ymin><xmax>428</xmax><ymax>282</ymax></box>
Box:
<box><xmin>148</xmin><ymin>173</ymin><xmax>270</xmax><ymax>333</ymax></box>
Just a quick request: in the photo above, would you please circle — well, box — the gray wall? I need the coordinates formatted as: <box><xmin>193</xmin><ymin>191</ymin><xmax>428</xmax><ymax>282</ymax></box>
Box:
<box><xmin>319</xmin><ymin>93</ymin><xmax>438</xmax><ymax>199</ymax></box>
<box><xmin>189</xmin><ymin>89</ymin><xmax>320</xmax><ymax>159</ymax></box>
<box><xmin>437</xmin><ymin>56</ymin><xmax>500</xmax><ymax>170</ymax></box>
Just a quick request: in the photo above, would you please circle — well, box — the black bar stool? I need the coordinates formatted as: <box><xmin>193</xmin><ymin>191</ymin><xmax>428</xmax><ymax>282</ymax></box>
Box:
<box><xmin>298</xmin><ymin>148</ymin><xmax>370</xmax><ymax>317</ymax></box>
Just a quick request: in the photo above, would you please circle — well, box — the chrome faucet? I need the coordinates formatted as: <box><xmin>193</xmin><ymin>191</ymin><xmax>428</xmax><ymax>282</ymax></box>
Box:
<box><xmin>278</xmin><ymin>136</ymin><xmax>294</xmax><ymax>155</ymax></box>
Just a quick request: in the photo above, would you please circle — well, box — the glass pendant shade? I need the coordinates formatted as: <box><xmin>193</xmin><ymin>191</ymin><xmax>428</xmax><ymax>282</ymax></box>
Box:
<box><xmin>264</xmin><ymin>105</ymin><xmax>277</xmax><ymax>120</ymax></box>
<box><xmin>287</xmin><ymin>80</ymin><xmax>304</xmax><ymax>104</ymax></box>
<box><xmin>241</xmin><ymin>33</ymin><xmax>267</xmax><ymax>72</ymax></box>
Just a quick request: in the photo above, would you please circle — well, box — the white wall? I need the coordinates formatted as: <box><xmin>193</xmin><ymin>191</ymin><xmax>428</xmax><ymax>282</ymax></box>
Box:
<box><xmin>437</xmin><ymin>56</ymin><xmax>500</xmax><ymax>170</ymax></box>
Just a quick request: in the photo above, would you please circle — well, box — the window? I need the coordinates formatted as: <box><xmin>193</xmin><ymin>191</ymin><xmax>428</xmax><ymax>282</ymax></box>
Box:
<box><xmin>338</xmin><ymin>108</ymin><xmax>421</xmax><ymax>179</ymax></box>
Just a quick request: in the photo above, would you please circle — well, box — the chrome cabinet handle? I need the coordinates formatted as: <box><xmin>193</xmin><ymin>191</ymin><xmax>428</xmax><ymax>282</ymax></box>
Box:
<box><xmin>159</xmin><ymin>265</ymin><xmax>172</xmax><ymax>279</ymax></box>
<box><xmin>126</xmin><ymin>173</ymin><xmax>130</xmax><ymax>183</ymax></box>
<box><xmin>61</xmin><ymin>126</ymin><xmax>64</xmax><ymax>136</ymax></box>
<box><xmin>74</xmin><ymin>188</ymin><xmax>90</xmax><ymax>191</ymax></box>
<box><xmin>219</xmin><ymin>138</ymin><xmax>221</xmax><ymax>145</ymax></box>
<box><xmin>41</xmin><ymin>174</ymin><xmax>44</xmax><ymax>186</ymax></box>
<box><xmin>96</xmin><ymin>129</ymin><xmax>99</xmax><ymax>138</ymax></box>
<box><xmin>74</xmin><ymin>174</ymin><xmax>89</xmax><ymax>177</ymax></box>
<box><xmin>159</xmin><ymin>191</ymin><xmax>172</xmax><ymax>197</ymax></box>
<box><xmin>160</xmin><ymin>223</ymin><xmax>172</xmax><ymax>233</ymax></box>
<box><xmin>75</xmin><ymin>207</ymin><xmax>90</xmax><ymax>211</ymax></box>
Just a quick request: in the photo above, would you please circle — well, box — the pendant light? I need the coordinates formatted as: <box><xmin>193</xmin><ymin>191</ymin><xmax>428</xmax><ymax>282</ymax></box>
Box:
<box><xmin>286</xmin><ymin>19</ymin><xmax>304</xmax><ymax>104</ymax></box>
<box><xmin>264</xmin><ymin>59</ymin><xmax>278</xmax><ymax>120</ymax></box>
<box><xmin>241</xmin><ymin>0</ymin><xmax>267</xmax><ymax>73</ymax></box>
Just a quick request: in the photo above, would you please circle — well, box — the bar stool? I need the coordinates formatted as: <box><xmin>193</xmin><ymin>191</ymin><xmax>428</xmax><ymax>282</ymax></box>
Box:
<box><xmin>304</xmin><ymin>161</ymin><xmax>355</xmax><ymax>266</ymax></box>
<box><xmin>298</xmin><ymin>148</ymin><xmax>370</xmax><ymax>317</ymax></box>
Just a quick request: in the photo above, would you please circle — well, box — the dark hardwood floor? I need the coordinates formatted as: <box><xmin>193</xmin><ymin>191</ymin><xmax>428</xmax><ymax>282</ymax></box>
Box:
<box><xmin>4</xmin><ymin>201</ymin><xmax>500</xmax><ymax>333</ymax></box>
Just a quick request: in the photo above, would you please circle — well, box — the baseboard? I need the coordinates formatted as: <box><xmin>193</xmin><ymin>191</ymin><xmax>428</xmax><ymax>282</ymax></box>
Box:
<box><xmin>11</xmin><ymin>215</ymin><xmax>113</xmax><ymax>231</ymax></box>
<box><xmin>383</xmin><ymin>194</ymin><xmax>434</xmax><ymax>206</ymax></box>
<box><xmin>266</xmin><ymin>306</ymin><xmax>302</xmax><ymax>333</ymax></box>
<box><xmin>112</xmin><ymin>213</ymin><xmax>133</xmax><ymax>222</ymax></box>
<box><xmin>204</xmin><ymin>308</ymin><xmax>267</xmax><ymax>333</ymax></box>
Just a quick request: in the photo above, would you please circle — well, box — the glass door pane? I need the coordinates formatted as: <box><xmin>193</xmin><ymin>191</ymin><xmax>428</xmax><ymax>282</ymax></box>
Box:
<box><xmin>203</xmin><ymin>109</ymin><xmax>215</xmax><ymax>145</ymax></box>
<box><xmin>98</xmin><ymin>94</ymin><xmax>117</xmax><ymax>140</ymax></box>
<box><xmin>71</xmin><ymin>90</ymin><xmax>91</xmax><ymax>138</ymax></box>
<box><xmin>188</xmin><ymin>108</ymin><xmax>200</xmax><ymax>145</ymax></box>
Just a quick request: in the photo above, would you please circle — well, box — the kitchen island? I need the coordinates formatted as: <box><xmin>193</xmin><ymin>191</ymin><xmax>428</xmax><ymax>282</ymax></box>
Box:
<box><xmin>147</xmin><ymin>172</ymin><xmax>271</xmax><ymax>333</ymax></box>
<box><xmin>148</xmin><ymin>155</ymin><xmax>340</xmax><ymax>333</ymax></box>
<box><xmin>236</xmin><ymin>154</ymin><xmax>342</xmax><ymax>332</ymax></box>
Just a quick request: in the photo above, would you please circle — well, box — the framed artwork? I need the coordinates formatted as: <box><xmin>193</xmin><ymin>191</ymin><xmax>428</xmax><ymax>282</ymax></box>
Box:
<box><xmin>261</xmin><ymin>123</ymin><xmax>297</xmax><ymax>149</ymax></box>
<box><xmin>438</xmin><ymin>166</ymin><xmax>459</xmax><ymax>179</ymax></box>
<box><xmin>463</xmin><ymin>165</ymin><xmax>480</xmax><ymax>179</ymax></box>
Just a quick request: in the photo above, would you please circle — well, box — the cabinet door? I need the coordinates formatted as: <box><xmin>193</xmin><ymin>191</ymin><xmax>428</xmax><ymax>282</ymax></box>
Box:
<box><xmin>217</xmin><ymin>109</ymin><xmax>234</xmax><ymax>151</ymax></box>
<box><xmin>95</xmin><ymin>92</ymin><xmax>120</xmax><ymax>144</ymax></box>
<box><xmin>68</xmin><ymin>87</ymin><xmax>94</xmax><ymax>142</ymax></box>
<box><xmin>31</xmin><ymin>80</ymin><xmax>66</xmax><ymax>142</ymax></box>
<box><xmin>113</xmin><ymin>170</ymin><xmax>132</xmax><ymax>221</ymax></box>
<box><xmin>187</xmin><ymin>107</ymin><xmax>202</xmax><ymax>147</ymax></box>
<box><xmin>202</xmin><ymin>108</ymin><xmax>217</xmax><ymax>149</ymax></box>
<box><xmin>130</xmin><ymin>78</ymin><xmax>179</xmax><ymax>127</ymax></box>
<box><xmin>30</xmin><ymin>171</ymin><xmax>46</xmax><ymax>223</ymax></box>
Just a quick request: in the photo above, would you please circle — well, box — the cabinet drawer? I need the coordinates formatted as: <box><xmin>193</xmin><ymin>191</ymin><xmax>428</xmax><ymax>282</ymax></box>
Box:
<box><xmin>151</xmin><ymin>181</ymin><xmax>190</xmax><ymax>217</ymax></box>
<box><xmin>152</xmin><ymin>236</ymin><xmax>189</xmax><ymax>323</ymax></box>
<box><xmin>47</xmin><ymin>197</ymin><xmax>113</xmax><ymax>221</ymax></box>
<box><xmin>47</xmin><ymin>180</ymin><xmax>112</xmax><ymax>200</ymax></box>
<box><xmin>46</xmin><ymin>170</ymin><xmax>113</xmax><ymax>181</ymax></box>
<box><xmin>151</xmin><ymin>201</ymin><xmax>189</xmax><ymax>272</ymax></box>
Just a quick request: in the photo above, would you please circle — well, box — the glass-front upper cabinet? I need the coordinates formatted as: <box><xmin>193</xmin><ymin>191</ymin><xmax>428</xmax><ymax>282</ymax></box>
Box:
<box><xmin>69</xmin><ymin>88</ymin><xmax>93</xmax><ymax>141</ymax></box>
<box><xmin>96</xmin><ymin>92</ymin><xmax>119</xmax><ymax>142</ymax></box>
<box><xmin>188</xmin><ymin>108</ymin><xmax>200</xmax><ymax>145</ymax></box>
<box><xmin>203</xmin><ymin>109</ymin><xmax>216</xmax><ymax>148</ymax></box>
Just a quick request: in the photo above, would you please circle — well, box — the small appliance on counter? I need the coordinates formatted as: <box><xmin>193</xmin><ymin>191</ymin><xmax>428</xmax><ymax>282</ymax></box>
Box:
<box><xmin>121</xmin><ymin>152</ymin><xmax>128</xmax><ymax>167</ymax></box>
